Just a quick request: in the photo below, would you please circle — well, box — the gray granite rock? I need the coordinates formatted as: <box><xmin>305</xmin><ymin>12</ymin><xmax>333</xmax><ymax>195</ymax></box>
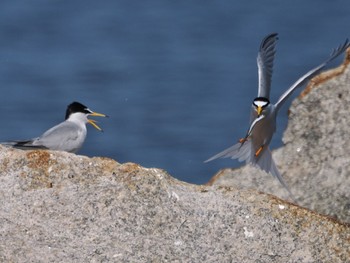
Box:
<box><xmin>1</xmin><ymin>51</ymin><xmax>350</xmax><ymax>262</ymax></box>
<box><xmin>209</xmin><ymin>49</ymin><xmax>350</xmax><ymax>224</ymax></box>
<box><xmin>0</xmin><ymin>145</ymin><xmax>349</xmax><ymax>262</ymax></box>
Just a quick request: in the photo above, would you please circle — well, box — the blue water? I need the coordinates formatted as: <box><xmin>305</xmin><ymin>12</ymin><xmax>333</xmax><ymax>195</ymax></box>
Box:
<box><xmin>0</xmin><ymin>1</ymin><xmax>349</xmax><ymax>184</ymax></box>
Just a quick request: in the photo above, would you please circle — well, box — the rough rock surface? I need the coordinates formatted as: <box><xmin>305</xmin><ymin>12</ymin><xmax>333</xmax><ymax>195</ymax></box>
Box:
<box><xmin>1</xmin><ymin>52</ymin><xmax>350</xmax><ymax>262</ymax></box>
<box><xmin>0</xmin><ymin>145</ymin><xmax>349</xmax><ymax>262</ymax></box>
<box><xmin>209</xmin><ymin>49</ymin><xmax>350</xmax><ymax>224</ymax></box>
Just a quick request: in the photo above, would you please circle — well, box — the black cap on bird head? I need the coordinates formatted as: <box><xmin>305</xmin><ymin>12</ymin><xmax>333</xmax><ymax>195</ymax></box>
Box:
<box><xmin>253</xmin><ymin>97</ymin><xmax>270</xmax><ymax>116</ymax></box>
<box><xmin>65</xmin><ymin>101</ymin><xmax>91</xmax><ymax>120</ymax></box>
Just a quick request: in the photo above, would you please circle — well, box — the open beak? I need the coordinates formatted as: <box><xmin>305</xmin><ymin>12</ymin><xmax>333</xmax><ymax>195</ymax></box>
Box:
<box><xmin>88</xmin><ymin>112</ymin><xmax>108</xmax><ymax>131</ymax></box>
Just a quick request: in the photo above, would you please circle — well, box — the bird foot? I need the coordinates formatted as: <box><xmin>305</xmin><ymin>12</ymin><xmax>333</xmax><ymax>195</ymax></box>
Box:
<box><xmin>239</xmin><ymin>138</ymin><xmax>247</xmax><ymax>144</ymax></box>
<box><xmin>255</xmin><ymin>146</ymin><xmax>264</xmax><ymax>156</ymax></box>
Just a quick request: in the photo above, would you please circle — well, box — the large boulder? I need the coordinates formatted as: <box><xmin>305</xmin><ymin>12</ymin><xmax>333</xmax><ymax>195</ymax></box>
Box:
<box><xmin>0</xmin><ymin>146</ymin><xmax>349</xmax><ymax>262</ymax></box>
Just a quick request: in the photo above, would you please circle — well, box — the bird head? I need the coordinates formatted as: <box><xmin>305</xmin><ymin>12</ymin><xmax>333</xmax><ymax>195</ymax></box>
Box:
<box><xmin>66</xmin><ymin>101</ymin><xmax>108</xmax><ymax>131</ymax></box>
<box><xmin>253</xmin><ymin>97</ymin><xmax>270</xmax><ymax>116</ymax></box>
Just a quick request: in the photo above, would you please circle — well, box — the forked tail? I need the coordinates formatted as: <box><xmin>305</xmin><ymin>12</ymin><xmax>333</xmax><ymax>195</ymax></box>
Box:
<box><xmin>255</xmin><ymin>147</ymin><xmax>296</xmax><ymax>202</ymax></box>
<box><xmin>205</xmin><ymin>141</ymin><xmax>296</xmax><ymax>202</ymax></box>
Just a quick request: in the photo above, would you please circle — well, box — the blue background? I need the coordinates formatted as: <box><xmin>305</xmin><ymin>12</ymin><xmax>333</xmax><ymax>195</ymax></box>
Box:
<box><xmin>0</xmin><ymin>1</ymin><xmax>349</xmax><ymax>184</ymax></box>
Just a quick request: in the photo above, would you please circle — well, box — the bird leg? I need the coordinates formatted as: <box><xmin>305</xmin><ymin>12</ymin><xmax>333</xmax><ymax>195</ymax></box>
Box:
<box><xmin>239</xmin><ymin>137</ymin><xmax>248</xmax><ymax>144</ymax></box>
<box><xmin>239</xmin><ymin>115</ymin><xmax>265</xmax><ymax>149</ymax></box>
<box><xmin>238</xmin><ymin>136</ymin><xmax>249</xmax><ymax>150</ymax></box>
<box><xmin>255</xmin><ymin>145</ymin><xmax>264</xmax><ymax>156</ymax></box>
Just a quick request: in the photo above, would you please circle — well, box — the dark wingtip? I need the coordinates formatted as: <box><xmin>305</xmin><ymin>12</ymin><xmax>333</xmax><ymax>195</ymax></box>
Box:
<box><xmin>330</xmin><ymin>38</ymin><xmax>350</xmax><ymax>58</ymax></box>
<box><xmin>260</xmin><ymin>33</ymin><xmax>279</xmax><ymax>49</ymax></box>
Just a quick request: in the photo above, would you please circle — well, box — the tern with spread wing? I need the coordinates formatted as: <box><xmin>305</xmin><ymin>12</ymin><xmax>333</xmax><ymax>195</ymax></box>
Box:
<box><xmin>206</xmin><ymin>33</ymin><xmax>350</xmax><ymax>200</ymax></box>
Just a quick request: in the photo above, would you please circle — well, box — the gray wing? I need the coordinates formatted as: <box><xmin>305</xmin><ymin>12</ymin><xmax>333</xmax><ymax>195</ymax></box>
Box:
<box><xmin>1</xmin><ymin>139</ymin><xmax>48</xmax><ymax>150</ymax></box>
<box><xmin>35</xmin><ymin>121</ymin><xmax>82</xmax><ymax>152</ymax></box>
<box><xmin>257</xmin><ymin>33</ymin><xmax>278</xmax><ymax>98</ymax></box>
<box><xmin>2</xmin><ymin>121</ymin><xmax>84</xmax><ymax>153</ymax></box>
<box><xmin>205</xmin><ymin>140</ymin><xmax>297</xmax><ymax>202</ymax></box>
<box><xmin>275</xmin><ymin>38</ymin><xmax>350</xmax><ymax>111</ymax></box>
<box><xmin>204</xmin><ymin>139</ymin><xmax>253</xmax><ymax>164</ymax></box>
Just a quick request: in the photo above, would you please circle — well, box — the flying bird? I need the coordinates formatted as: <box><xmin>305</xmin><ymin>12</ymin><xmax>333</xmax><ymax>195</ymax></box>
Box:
<box><xmin>206</xmin><ymin>33</ymin><xmax>350</xmax><ymax>200</ymax></box>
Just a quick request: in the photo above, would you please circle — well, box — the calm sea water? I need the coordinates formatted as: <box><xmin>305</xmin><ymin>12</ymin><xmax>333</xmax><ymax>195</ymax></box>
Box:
<box><xmin>0</xmin><ymin>1</ymin><xmax>349</xmax><ymax>184</ymax></box>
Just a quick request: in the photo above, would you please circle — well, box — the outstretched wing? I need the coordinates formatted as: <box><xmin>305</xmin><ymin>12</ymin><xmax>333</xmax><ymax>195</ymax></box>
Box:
<box><xmin>204</xmin><ymin>139</ymin><xmax>253</xmax><ymax>164</ymax></box>
<box><xmin>275</xmin><ymin>38</ymin><xmax>350</xmax><ymax>111</ymax></box>
<box><xmin>257</xmin><ymin>33</ymin><xmax>278</xmax><ymax>98</ymax></box>
<box><xmin>205</xmin><ymin>141</ymin><xmax>296</xmax><ymax>202</ymax></box>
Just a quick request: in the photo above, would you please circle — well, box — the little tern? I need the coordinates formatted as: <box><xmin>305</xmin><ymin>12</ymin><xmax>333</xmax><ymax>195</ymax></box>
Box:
<box><xmin>3</xmin><ymin>101</ymin><xmax>107</xmax><ymax>153</ymax></box>
<box><xmin>206</xmin><ymin>33</ymin><xmax>350</xmax><ymax>200</ymax></box>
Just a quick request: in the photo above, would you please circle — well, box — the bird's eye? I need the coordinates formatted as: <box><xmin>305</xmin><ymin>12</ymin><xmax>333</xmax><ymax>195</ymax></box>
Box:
<box><xmin>84</xmin><ymin>108</ymin><xmax>93</xmax><ymax>114</ymax></box>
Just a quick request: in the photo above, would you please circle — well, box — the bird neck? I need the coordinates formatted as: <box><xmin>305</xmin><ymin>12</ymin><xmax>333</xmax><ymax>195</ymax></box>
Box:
<box><xmin>67</xmin><ymin>112</ymin><xmax>88</xmax><ymax>126</ymax></box>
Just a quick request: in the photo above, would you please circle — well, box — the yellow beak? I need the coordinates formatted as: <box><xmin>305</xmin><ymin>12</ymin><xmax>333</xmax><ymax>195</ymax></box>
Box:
<box><xmin>89</xmin><ymin>112</ymin><xmax>108</xmax><ymax>118</ymax></box>
<box><xmin>257</xmin><ymin>106</ymin><xmax>263</xmax><ymax>116</ymax></box>
<box><xmin>88</xmin><ymin>112</ymin><xmax>108</xmax><ymax>131</ymax></box>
